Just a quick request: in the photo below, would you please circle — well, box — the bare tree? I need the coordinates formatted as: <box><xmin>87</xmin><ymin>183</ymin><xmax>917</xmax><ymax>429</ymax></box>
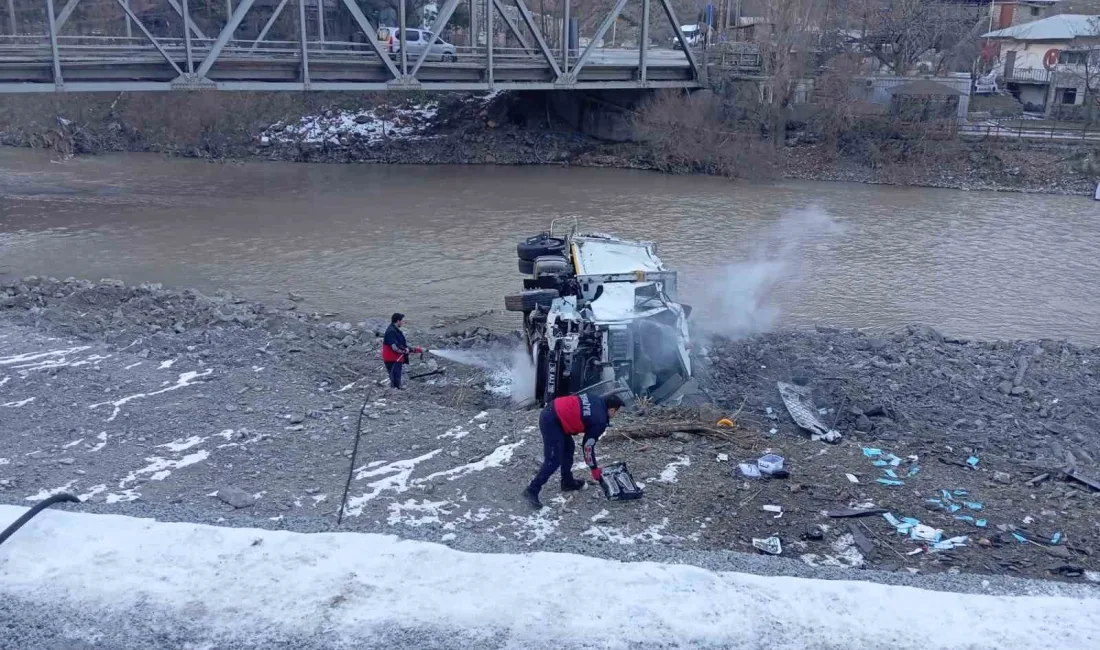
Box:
<box><xmin>853</xmin><ymin>0</ymin><xmax>977</xmax><ymax>75</ymax></box>
<box><xmin>757</xmin><ymin>0</ymin><xmax>828</xmax><ymax>149</ymax></box>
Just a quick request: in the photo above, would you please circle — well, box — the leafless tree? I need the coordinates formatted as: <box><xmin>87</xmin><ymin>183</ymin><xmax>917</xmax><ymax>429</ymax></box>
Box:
<box><xmin>852</xmin><ymin>0</ymin><xmax>980</xmax><ymax>75</ymax></box>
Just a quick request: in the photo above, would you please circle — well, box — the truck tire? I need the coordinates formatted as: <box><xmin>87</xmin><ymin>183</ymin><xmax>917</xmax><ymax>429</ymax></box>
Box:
<box><xmin>504</xmin><ymin>289</ymin><xmax>558</xmax><ymax>312</ymax></box>
<box><xmin>517</xmin><ymin>233</ymin><xmax>565</xmax><ymax>261</ymax></box>
<box><xmin>518</xmin><ymin>258</ymin><xmax>535</xmax><ymax>275</ymax></box>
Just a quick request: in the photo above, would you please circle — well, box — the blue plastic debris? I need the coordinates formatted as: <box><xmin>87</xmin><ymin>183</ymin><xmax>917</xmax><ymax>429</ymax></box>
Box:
<box><xmin>884</xmin><ymin>469</ymin><xmax>898</xmax><ymax>478</ymax></box>
<box><xmin>873</xmin><ymin>460</ymin><xmax>889</xmax><ymax>467</ymax></box>
<box><xmin>949</xmin><ymin>504</ymin><xmax>962</xmax><ymax>513</ymax></box>
<box><xmin>876</xmin><ymin>478</ymin><xmax>905</xmax><ymax>486</ymax></box>
<box><xmin>901</xmin><ymin>517</ymin><xmax>921</xmax><ymax>525</ymax></box>
<box><xmin>964</xmin><ymin>501</ymin><xmax>984</xmax><ymax>511</ymax></box>
<box><xmin>955</xmin><ymin>515</ymin><xmax>975</xmax><ymax>523</ymax></box>
<box><xmin>952</xmin><ymin>489</ymin><xmax>968</xmax><ymax>496</ymax></box>
<box><xmin>1051</xmin><ymin>532</ymin><xmax>1063</xmax><ymax>545</ymax></box>
<box><xmin>941</xmin><ymin>489</ymin><xmax>953</xmax><ymax>500</ymax></box>
<box><xmin>975</xmin><ymin>519</ymin><xmax>987</xmax><ymax>528</ymax></box>
<box><xmin>883</xmin><ymin>513</ymin><xmax>901</xmax><ymax>526</ymax></box>
<box><xmin>908</xmin><ymin>466</ymin><xmax>921</xmax><ymax>477</ymax></box>
<box><xmin>889</xmin><ymin>457</ymin><xmax>902</xmax><ymax>467</ymax></box>
<box><xmin>966</xmin><ymin>456</ymin><xmax>979</xmax><ymax>468</ymax></box>
<box><xmin>932</xmin><ymin>536</ymin><xmax>969</xmax><ymax>551</ymax></box>
<box><xmin>862</xmin><ymin>448</ymin><xmax>883</xmax><ymax>457</ymax></box>
<box><xmin>925</xmin><ymin>498</ymin><xmax>943</xmax><ymax>507</ymax></box>
<box><xmin>1012</xmin><ymin>532</ymin><xmax>1028</xmax><ymax>544</ymax></box>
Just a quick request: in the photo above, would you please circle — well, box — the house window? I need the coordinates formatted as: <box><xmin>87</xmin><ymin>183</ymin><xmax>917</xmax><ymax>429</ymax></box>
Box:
<box><xmin>1059</xmin><ymin>51</ymin><xmax>1088</xmax><ymax>65</ymax></box>
<box><xmin>1060</xmin><ymin>87</ymin><xmax>1078</xmax><ymax>104</ymax></box>
<box><xmin>1030</xmin><ymin>7</ymin><xmax>1040</xmax><ymax>16</ymax></box>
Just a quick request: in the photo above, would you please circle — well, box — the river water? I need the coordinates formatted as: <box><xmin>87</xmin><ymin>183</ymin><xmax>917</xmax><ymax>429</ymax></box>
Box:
<box><xmin>1</xmin><ymin>148</ymin><xmax>1098</xmax><ymax>343</ymax></box>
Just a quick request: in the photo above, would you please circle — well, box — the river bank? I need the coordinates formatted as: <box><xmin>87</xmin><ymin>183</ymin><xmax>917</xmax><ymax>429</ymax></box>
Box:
<box><xmin>2</xmin><ymin>277</ymin><xmax>1098</xmax><ymax>587</ymax></box>
<box><xmin>1</xmin><ymin>91</ymin><xmax>1097</xmax><ymax>196</ymax></box>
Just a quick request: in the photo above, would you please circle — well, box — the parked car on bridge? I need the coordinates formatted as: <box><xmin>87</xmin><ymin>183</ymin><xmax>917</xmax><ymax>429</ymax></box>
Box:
<box><xmin>672</xmin><ymin>24</ymin><xmax>703</xmax><ymax>49</ymax></box>
<box><xmin>382</xmin><ymin>28</ymin><xmax>458</xmax><ymax>62</ymax></box>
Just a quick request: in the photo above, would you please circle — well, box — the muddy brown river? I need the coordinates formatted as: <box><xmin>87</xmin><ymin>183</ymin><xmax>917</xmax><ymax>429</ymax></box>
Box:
<box><xmin>2</xmin><ymin>148</ymin><xmax>1098</xmax><ymax>343</ymax></box>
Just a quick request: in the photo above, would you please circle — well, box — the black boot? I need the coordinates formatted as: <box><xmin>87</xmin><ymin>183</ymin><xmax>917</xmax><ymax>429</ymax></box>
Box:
<box><xmin>561</xmin><ymin>477</ymin><xmax>586</xmax><ymax>492</ymax></box>
<box><xmin>523</xmin><ymin>486</ymin><xmax>544</xmax><ymax>510</ymax></box>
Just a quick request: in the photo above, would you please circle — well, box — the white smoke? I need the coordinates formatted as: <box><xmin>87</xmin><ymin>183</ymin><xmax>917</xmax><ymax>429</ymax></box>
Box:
<box><xmin>429</xmin><ymin>346</ymin><xmax>535</xmax><ymax>403</ymax></box>
<box><xmin>685</xmin><ymin>206</ymin><xmax>844</xmax><ymax>340</ymax></box>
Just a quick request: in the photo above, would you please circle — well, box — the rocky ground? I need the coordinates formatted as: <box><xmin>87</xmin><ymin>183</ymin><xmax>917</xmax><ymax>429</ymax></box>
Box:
<box><xmin>1</xmin><ymin>278</ymin><xmax>1098</xmax><ymax>589</ymax></box>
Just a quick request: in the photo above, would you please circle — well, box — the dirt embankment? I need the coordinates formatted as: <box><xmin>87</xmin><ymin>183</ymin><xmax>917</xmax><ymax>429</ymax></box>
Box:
<box><xmin>2</xmin><ymin>91</ymin><xmax>1098</xmax><ymax>195</ymax></box>
<box><xmin>1</xmin><ymin>276</ymin><xmax>1098</xmax><ymax>586</ymax></box>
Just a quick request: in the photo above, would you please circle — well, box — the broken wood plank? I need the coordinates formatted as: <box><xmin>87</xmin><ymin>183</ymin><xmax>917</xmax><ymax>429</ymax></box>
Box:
<box><xmin>1025</xmin><ymin>472</ymin><xmax>1050</xmax><ymax>487</ymax></box>
<box><xmin>1064</xmin><ymin>468</ymin><xmax>1100</xmax><ymax>492</ymax></box>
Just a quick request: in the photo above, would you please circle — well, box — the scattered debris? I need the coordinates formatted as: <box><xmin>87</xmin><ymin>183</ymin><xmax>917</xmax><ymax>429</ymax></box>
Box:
<box><xmin>762</xmin><ymin>504</ymin><xmax>783</xmax><ymax>518</ymax></box>
<box><xmin>716</xmin><ymin>453</ymin><xmax>729</xmax><ymax>463</ymax></box>
<box><xmin>598</xmin><ymin>462</ymin><xmax>644</xmax><ymax>501</ymax></box>
<box><xmin>716</xmin><ymin>418</ymin><xmax>734</xmax><ymax>428</ymax></box>
<box><xmin>1026</xmin><ymin>473</ymin><xmax>1051</xmax><ymax>487</ymax></box>
<box><xmin>993</xmin><ymin>471</ymin><xmax>1011</xmax><ymax>484</ymax></box>
<box><xmin>848</xmin><ymin>523</ymin><xmax>875</xmax><ymax>555</ymax></box>
<box><xmin>845</xmin><ymin>473</ymin><xmax>860</xmax><ymax>484</ymax></box>
<box><xmin>752</xmin><ymin>536</ymin><xmax>783</xmax><ymax>555</ymax></box>
<box><xmin>876</xmin><ymin>479</ymin><xmax>905</xmax><ymax>486</ymax></box>
<box><xmin>1064</xmin><ymin>469</ymin><xmax>1100</xmax><ymax>492</ymax></box>
<box><xmin>757</xmin><ymin>454</ymin><xmax>785</xmax><ymax>475</ymax></box>
<box><xmin>827</xmin><ymin>507</ymin><xmax>888</xmax><ymax>518</ymax></box>
<box><xmin>776</xmin><ymin>382</ymin><xmax>841</xmax><ymax>443</ymax></box>
<box><xmin>966</xmin><ymin>456</ymin><xmax>980</xmax><ymax>468</ymax></box>
<box><xmin>737</xmin><ymin>463</ymin><xmax>761</xmax><ymax>479</ymax></box>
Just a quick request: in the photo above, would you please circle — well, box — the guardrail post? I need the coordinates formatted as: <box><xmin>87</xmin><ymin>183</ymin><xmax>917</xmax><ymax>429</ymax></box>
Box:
<box><xmin>45</xmin><ymin>0</ymin><xmax>63</xmax><ymax>85</ymax></box>
<box><xmin>561</xmin><ymin>0</ymin><xmax>569</xmax><ymax>72</ymax></box>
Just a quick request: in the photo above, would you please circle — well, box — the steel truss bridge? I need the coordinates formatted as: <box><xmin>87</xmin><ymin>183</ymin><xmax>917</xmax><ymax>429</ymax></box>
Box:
<box><xmin>0</xmin><ymin>0</ymin><xmax>705</xmax><ymax>93</ymax></box>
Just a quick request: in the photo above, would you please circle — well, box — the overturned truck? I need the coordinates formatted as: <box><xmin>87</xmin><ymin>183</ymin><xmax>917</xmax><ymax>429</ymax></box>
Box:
<box><xmin>506</xmin><ymin>219</ymin><xmax>693</xmax><ymax>407</ymax></box>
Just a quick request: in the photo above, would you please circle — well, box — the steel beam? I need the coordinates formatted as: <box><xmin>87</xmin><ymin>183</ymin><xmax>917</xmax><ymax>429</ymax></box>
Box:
<box><xmin>316</xmin><ymin>0</ymin><xmax>324</xmax><ymax>42</ymax></box>
<box><xmin>182</xmin><ymin>0</ymin><xmax>194</xmax><ymax>74</ymax></box>
<box><xmin>409</xmin><ymin>0</ymin><xmax>459</xmax><ymax>78</ymax></box>
<box><xmin>0</xmin><ymin>79</ymin><xmax>700</xmax><ymax>94</ymax></box>
<box><xmin>124</xmin><ymin>0</ymin><xmax>132</xmax><ymax>38</ymax></box>
<box><xmin>639</xmin><ymin>0</ymin><xmax>649</xmax><ymax>82</ymax></box>
<box><xmin>339</xmin><ymin>0</ymin><xmax>400</xmax><ymax>80</ymax></box>
<box><xmin>45</xmin><ymin>0</ymin><xmax>62</xmax><ymax>84</ymax></box>
<box><xmin>298</xmin><ymin>0</ymin><xmax>310</xmax><ymax>84</ymax></box>
<box><xmin>6</xmin><ymin>0</ymin><xmax>15</xmax><ymax>36</ymax></box>
<box><xmin>112</xmin><ymin>0</ymin><xmax>184</xmax><ymax>76</ymax></box>
<box><xmin>570</xmin><ymin>0</ymin><xmax>626</xmax><ymax>78</ymax></box>
<box><xmin>164</xmin><ymin>0</ymin><xmax>209</xmax><ymax>40</ymax></box>
<box><xmin>250</xmin><ymin>0</ymin><xmax>290</xmax><ymax>52</ymax></box>
<box><xmin>512</xmin><ymin>0</ymin><xmax>561</xmax><ymax>79</ymax></box>
<box><xmin>398</xmin><ymin>0</ymin><xmax>407</xmax><ymax>76</ymax></box>
<box><xmin>491</xmin><ymin>0</ymin><xmax>530</xmax><ymax>52</ymax></box>
<box><xmin>561</xmin><ymin>0</ymin><xmax>569</xmax><ymax>71</ymax></box>
<box><xmin>196</xmin><ymin>0</ymin><xmax>257</xmax><ymax>78</ymax></box>
<box><xmin>54</xmin><ymin>0</ymin><xmax>82</xmax><ymax>31</ymax></box>
<box><xmin>486</xmin><ymin>0</ymin><xmax>493</xmax><ymax>84</ymax></box>
<box><xmin>657</xmin><ymin>0</ymin><xmax>699</xmax><ymax>80</ymax></box>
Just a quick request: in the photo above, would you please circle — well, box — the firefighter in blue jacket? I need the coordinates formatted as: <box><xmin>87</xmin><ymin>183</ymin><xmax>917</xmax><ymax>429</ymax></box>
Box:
<box><xmin>524</xmin><ymin>392</ymin><xmax>625</xmax><ymax>509</ymax></box>
<box><xmin>381</xmin><ymin>313</ymin><xmax>422</xmax><ymax>389</ymax></box>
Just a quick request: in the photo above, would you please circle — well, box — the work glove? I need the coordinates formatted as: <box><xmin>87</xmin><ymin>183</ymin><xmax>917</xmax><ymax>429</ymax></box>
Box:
<box><xmin>591</xmin><ymin>467</ymin><xmax>603</xmax><ymax>482</ymax></box>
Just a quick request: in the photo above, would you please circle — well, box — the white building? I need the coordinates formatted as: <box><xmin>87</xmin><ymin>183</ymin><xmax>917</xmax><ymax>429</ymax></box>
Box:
<box><xmin>983</xmin><ymin>14</ymin><xmax>1100</xmax><ymax>112</ymax></box>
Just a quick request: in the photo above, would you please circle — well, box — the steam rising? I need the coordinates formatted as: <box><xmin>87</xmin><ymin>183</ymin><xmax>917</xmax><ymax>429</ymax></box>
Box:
<box><xmin>430</xmin><ymin>347</ymin><xmax>535</xmax><ymax>403</ymax></box>
<box><xmin>686</xmin><ymin>206</ymin><xmax>844</xmax><ymax>340</ymax></box>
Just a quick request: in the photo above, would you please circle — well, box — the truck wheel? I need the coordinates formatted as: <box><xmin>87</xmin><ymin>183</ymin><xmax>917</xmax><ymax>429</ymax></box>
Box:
<box><xmin>518</xmin><ymin>258</ymin><xmax>535</xmax><ymax>275</ymax></box>
<box><xmin>504</xmin><ymin>289</ymin><xmax>558</xmax><ymax>312</ymax></box>
<box><xmin>517</xmin><ymin>233</ymin><xmax>565</xmax><ymax>261</ymax></box>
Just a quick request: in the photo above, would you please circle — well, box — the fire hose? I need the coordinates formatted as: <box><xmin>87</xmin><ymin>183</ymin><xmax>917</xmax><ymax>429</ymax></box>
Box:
<box><xmin>0</xmin><ymin>493</ymin><xmax>80</xmax><ymax>548</ymax></box>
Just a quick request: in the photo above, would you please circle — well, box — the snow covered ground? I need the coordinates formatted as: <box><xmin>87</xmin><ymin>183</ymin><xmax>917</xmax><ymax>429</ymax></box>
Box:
<box><xmin>1</xmin><ymin>505</ymin><xmax>1098</xmax><ymax>650</ymax></box>
<box><xmin>263</xmin><ymin>102</ymin><xmax>440</xmax><ymax>146</ymax></box>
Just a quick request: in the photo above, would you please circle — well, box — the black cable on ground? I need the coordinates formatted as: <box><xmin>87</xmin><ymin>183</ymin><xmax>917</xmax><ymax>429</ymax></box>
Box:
<box><xmin>0</xmin><ymin>493</ymin><xmax>80</xmax><ymax>548</ymax></box>
<box><xmin>337</xmin><ymin>387</ymin><xmax>373</xmax><ymax>526</ymax></box>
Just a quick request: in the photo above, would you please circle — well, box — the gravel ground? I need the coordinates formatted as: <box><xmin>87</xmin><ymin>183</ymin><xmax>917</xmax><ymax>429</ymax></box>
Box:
<box><xmin>2</xmin><ymin>277</ymin><xmax>1098</xmax><ymax>604</ymax></box>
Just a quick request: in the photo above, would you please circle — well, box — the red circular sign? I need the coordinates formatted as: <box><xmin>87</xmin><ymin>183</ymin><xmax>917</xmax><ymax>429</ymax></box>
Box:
<box><xmin>1043</xmin><ymin>48</ymin><xmax>1060</xmax><ymax>70</ymax></box>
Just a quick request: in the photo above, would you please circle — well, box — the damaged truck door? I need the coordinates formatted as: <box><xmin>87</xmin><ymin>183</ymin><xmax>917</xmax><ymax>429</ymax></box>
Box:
<box><xmin>506</xmin><ymin>220</ymin><xmax>694</xmax><ymax>407</ymax></box>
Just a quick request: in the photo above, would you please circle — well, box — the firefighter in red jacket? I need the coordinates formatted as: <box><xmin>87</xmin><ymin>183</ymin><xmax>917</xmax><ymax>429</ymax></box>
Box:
<box><xmin>524</xmin><ymin>392</ymin><xmax>625</xmax><ymax>509</ymax></box>
<box><xmin>381</xmin><ymin>313</ymin><xmax>422</xmax><ymax>389</ymax></box>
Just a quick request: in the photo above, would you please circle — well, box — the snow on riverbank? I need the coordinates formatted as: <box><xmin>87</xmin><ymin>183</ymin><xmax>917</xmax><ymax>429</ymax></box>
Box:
<box><xmin>263</xmin><ymin>102</ymin><xmax>440</xmax><ymax>146</ymax></box>
<box><xmin>1</xmin><ymin>506</ymin><xmax>1097</xmax><ymax>649</ymax></box>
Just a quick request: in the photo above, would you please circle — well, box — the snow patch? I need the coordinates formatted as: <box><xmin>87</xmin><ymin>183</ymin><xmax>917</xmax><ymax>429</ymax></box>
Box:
<box><xmin>1</xmin><ymin>397</ymin><xmax>34</xmax><ymax>408</ymax></box>
<box><xmin>0</xmin><ymin>506</ymin><xmax>1098</xmax><ymax>648</ymax></box>
<box><xmin>437</xmin><ymin>426</ymin><xmax>470</xmax><ymax>440</ymax></box>
<box><xmin>656</xmin><ymin>456</ymin><xmax>691</xmax><ymax>483</ymax></box>
<box><xmin>265</xmin><ymin>102</ymin><xmax>439</xmax><ymax>146</ymax></box>
<box><xmin>344</xmin><ymin>450</ymin><xmax>442</xmax><ymax>515</ymax></box>
<box><xmin>25</xmin><ymin>481</ymin><xmax>77</xmax><ymax>502</ymax></box>
<box><xmin>0</xmin><ymin>346</ymin><xmax>92</xmax><ymax>371</ymax></box>
<box><xmin>157</xmin><ymin>435</ymin><xmax>206</xmax><ymax>452</ymax></box>
<box><xmin>583</xmin><ymin>518</ymin><xmax>673</xmax><ymax>545</ymax></box>
<box><xmin>89</xmin><ymin>369</ymin><xmax>212</xmax><ymax>421</ymax></box>
<box><xmin>62</xmin><ymin>438</ymin><xmax>85</xmax><ymax>449</ymax></box>
<box><xmin>88</xmin><ymin>431</ymin><xmax>108</xmax><ymax>452</ymax></box>
<box><xmin>508</xmin><ymin>507</ymin><xmax>560</xmax><ymax>543</ymax></box>
<box><xmin>120</xmin><ymin>450</ymin><xmax>210</xmax><ymax>486</ymax></box>
<box><xmin>420</xmin><ymin>441</ymin><xmax>524</xmax><ymax>483</ymax></box>
<box><xmin>386</xmin><ymin>499</ymin><xmax>454</xmax><ymax>527</ymax></box>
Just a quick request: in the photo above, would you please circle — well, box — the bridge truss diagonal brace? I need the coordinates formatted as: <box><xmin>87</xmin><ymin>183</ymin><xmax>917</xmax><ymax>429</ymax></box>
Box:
<box><xmin>196</xmin><ymin>0</ymin><xmax>257</xmax><ymax>78</ymax></box>
<box><xmin>657</xmin><ymin>0</ymin><xmax>700</xmax><ymax>80</ymax></box>
<box><xmin>164</xmin><ymin>0</ymin><xmax>209</xmax><ymax>40</ymax></box>
<box><xmin>512</xmin><ymin>0</ymin><xmax>562</xmax><ymax>81</ymax></box>
<box><xmin>409</xmin><ymin>0</ymin><xmax>460</xmax><ymax>78</ymax></box>
<box><xmin>568</xmin><ymin>0</ymin><xmax>628</xmax><ymax>81</ymax></box>
<box><xmin>339</xmin><ymin>0</ymin><xmax>402</xmax><ymax>81</ymax></box>
<box><xmin>54</xmin><ymin>0</ymin><xmax>82</xmax><ymax>31</ymax></box>
<box><xmin>491</xmin><ymin>0</ymin><xmax>531</xmax><ymax>53</ymax></box>
<box><xmin>250</xmin><ymin>0</ymin><xmax>290</xmax><ymax>53</ymax></box>
<box><xmin>112</xmin><ymin>0</ymin><xmax>184</xmax><ymax>77</ymax></box>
